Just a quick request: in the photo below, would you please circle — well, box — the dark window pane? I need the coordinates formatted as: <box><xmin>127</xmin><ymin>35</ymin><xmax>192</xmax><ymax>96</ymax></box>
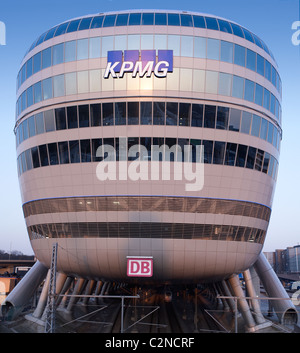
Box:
<box><xmin>190</xmin><ymin>139</ymin><xmax>202</xmax><ymax>163</ymax></box>
<box><xmin>31</xmin><ymin>147</ymin><xmax>40</xmax><ymax>168</ymax></box>
<box><xmin>78</xmin><ymin>105</ymin><xmax>89</xmax><ymax>127</ymax></box>
<box><xmin>103</xmin><ymin>103</ymin><xmax>114</xmax><ymax>126</ymax></box>
<box><xmin>246</xmin><ymin>146</ymin><xmax>256</xmax><ymax>169</ymax></box>
<box><xmin>26</xmin><ymin>57</ymin><xmax>33</xmax><ymax>78</ymax></box>
<box><xmin>116</xmin><ymin>13</ymin><xmax>129</xmax><ymax>26</ymax></box>
<box><xmin>168</xmin><ymin>13</ymin><xmax>180</xmax><ymax>26</ymax></box>
<box><xmin>234</xmin><ymin>44</ymin><xmax>245</xmax><ymax>66</ymax></box>
<box><xmin>155</xmin><ymin>13</ymin><xmax>167</xmax><ymax>25</ymax></box>
<box><xmin>80</xmin><ymin>139</ymin><xmax>91</xmax><ymax>162</ymax></box>
<box><xmin>246</xmin><ymin>49</ymin><xmax>256</xmax><ymax>71</ymax></box>
<box><xmin>128</xmin><ymin>137</ymin><xmax>139</xmax><ymax>160</ymax></box>
<box><xmin>165</xmin><ymin>137</ymin><xmax>177</xmax><ymax>161</ymax></box>
<box><xmin>55</xmin><ymin>107</ymin><xmax>66</xmax><ymax>130</ymax></box>
<box><xmin>67</xmin><ymin>106</ymin><xmax>78</xmax><ymax>129</ymax></box>
<box><xmin>166</xmin><ymin>102</ymin><xmax>178</xmax><ymax>126</ymax></box>
<box><xmin>103</xmin><ymin>15</ymin><xmax>116</xmax><ymax>27</ymax></box>
<box><xmin>224</xmin><ymin>143</ymin><xmax>237</xmax><ymax>166</ymax></box>
<box><xmin>42</xmin><ymin>47</ymin><xmax>52</xmax><ymax>69</ymax></box>
<box><xmin>153</xmin><ymin>137</ymin><xmax>164</xmax><ymax>161</ymax></box>
<box><xmin>103</xmin><ymin>138</ymin><xmax>115</xmax><ymax>161</ymax></box>
<box><xmin>213</xmin><ymin>141</ymin><xmax>225</xmax><ymax>164</ymax></box>
<box><xmin>216</xmin><ymin>106</ymin><xmax>229</xmax><ymax>130</ymax></box>
<box><xmin>191</xmin><ymin>104</ymin><xmax>203</xmax><ymax>127</ymax></box>
<box><xmin>129</xmin><ymin>13</ymin><xmax>141</xmax><ymax>26</ymax></box>
<box><xmin>58</xmin><ymin>141</ymin><xmax>69</xmax><ymax>164</ymax></box>
<box><xmin>229</xmin><ymin>109</ymin><xmax>241</xmax><ymax>132</ymax></box>
<box><xmin>92</xmin><ymin>139</ymin><xmax>102</xmax><ymax>161</ymax></box>
<box><xmin>66</xmin><ymin>19</ymin><xmax>81</xmax><ymax>33</ymax></box>
<box><xmin>204</xmin><ymin>105</ymin><xmax>216</xmax><ymax>128</ymax></box>
<box><xmin>257</xmin><ymin>54</ymin><xmax>264</xmax><ymax>76</ymax></box>
<box><xmin>205</xmin><ymin>17</ymin><xmax>219</xmax><ymax>30</ymax></box>
<box><xmin>193</xmin><ymin>15</ymin><xmax>205</xmax><ymax>28</ymax></box>
<box><xmin>153</xmin><ymin>102</ymin><xmax>165</xmax><ymax>125</ymax></box>
<box><xmin>90</xmin><ymin>16</ymin><xmax>104</xmax><ymax>29</ymax></box>
<box><xmin>90</xmin><ymin>104</ymin><xmax>101</xmax><ymax>126</ymax></box>
<box><xmin>262</xmin><ymin>152</ymin><xmax>270</xmax><ymax>173</ymax></box>
<box><xmin>140</xmin><ymin>102</ymin><xmax>152</xmax><ymax>125</ymax></box>
<box><xmin>180</xmin><ymin>14</ymin><xmax>193</xmax><ymax>27</ymax></box>
<box><xmin>217</xmin><ymin>19</ymin><xmax>232</xmax><ymax>33</ymax></box>
<box><xmin>242</xmin><ymin>28</ymin><xmax>254</xmax><ymax>43</ymax></box>
<box><xmin>54</xmin><ymin>22</ymin><xmax>68</xmax><ymax>37</ymax></box>
<box><xmin>33</xmin><ymin>52</ymin><xmax>41</xmax><ymax>74</ymax></box>
<box><xmin>142</xmin><ymin>13</ymin><xmax>154</xmax><ymax>25</ymax></box>
<box><xmin>236</xmin><ymin>144</ymin><xmax>248</xmax><ymax>167</ymax></box>
<box><xmin>140</xmin><ymin>137</ymin><xmax>152</xmax><ymax>160</ymax></box>
<box><xmin>255</xmin><ymin>149</ymin><xmax>264</xmax><ymax>171</ymax></box>
<box><xmin>69</xmin><ymin>140</ymin><xmax>80</xmax><ymax>163</ymax></box>
<box><xmin>48</xmin><ymin>143</ymin><xmax>59</xmax><ymax>165</ymax></box>
<box><xmin>128</xmin><ymin>102</ymin><xmax>139</xmax><ymax>125</ymax></box>
<box><xmin>203</xmin><ymin>140</ymin><xmax>213</xmax><ymax>163</ymax></box>
<box><xmin>78</xmin><ymin>17</ymin><xmax>92</xmax><ymax>30</ymax></box>
<box><xmin>44</xmin><ymin>26</ymin><xmax>58</xmax><ymax>41</ymax></box>
<box><xmin>179</xmin><ymin>103</ymin><xmax>191</xmax><ymax>126</ymax></box>
<box><xmin>115</xmin><ymin>102</ymin><xmax>126</xmax><ymax>125</ymax></box>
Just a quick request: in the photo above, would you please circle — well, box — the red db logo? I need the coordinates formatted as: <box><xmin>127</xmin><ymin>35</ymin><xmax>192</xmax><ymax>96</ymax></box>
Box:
<box><xmin>127</xmin><ymin>257</ymin><xmax>153</xmax><ymax>277</ymax></box>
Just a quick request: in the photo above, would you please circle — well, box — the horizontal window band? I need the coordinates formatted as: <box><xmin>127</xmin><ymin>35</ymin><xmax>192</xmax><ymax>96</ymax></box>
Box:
<box><xmin>27</xmin><ymin>221</ymin><xmax>266</xmax><ymax>245</ymax></box>
<box><xmin>23</xmin><ymin>195</ymin><xmax>271</xmax><ymax>222</ymax></box>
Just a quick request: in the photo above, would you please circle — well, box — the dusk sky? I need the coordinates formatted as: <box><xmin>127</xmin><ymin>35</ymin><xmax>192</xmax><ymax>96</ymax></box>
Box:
<box><xmin>0</xmin><ymin>0</ymin><xmax>299</xmax><ymax>254</ymax></box>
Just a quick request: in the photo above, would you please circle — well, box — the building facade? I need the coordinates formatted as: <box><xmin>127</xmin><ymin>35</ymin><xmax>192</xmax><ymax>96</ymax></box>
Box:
<box><xmin>15</xmin><ymin>10</ymin><xmax>282</xmax><ymax>283</ymax></box>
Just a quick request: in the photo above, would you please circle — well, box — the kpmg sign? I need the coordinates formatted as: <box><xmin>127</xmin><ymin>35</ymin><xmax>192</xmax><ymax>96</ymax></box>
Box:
<box><xmin>104</xmin><ymin>50</ymin><xmax>173</xmax><ymax>79</ymax></box>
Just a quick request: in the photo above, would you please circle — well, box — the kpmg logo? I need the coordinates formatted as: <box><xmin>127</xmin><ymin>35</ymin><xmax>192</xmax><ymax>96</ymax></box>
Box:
<box><xmin>104</xmin><ymin>50</ymin><xmax>173</xmax><ymax>79</ymax></box>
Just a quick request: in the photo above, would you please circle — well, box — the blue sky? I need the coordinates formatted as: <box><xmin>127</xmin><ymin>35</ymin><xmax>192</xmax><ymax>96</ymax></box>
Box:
<box><xmin>0</xmin><ymin>0</ymin><xmax>299</xmax><ymax>254</ymax></box>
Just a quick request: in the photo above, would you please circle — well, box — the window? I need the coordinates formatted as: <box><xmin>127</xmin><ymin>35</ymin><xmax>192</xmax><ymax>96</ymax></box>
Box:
<box><xmin>33</xmin><ymin>52</ymin><xmax>41</xmax><ymax>74</ymax></box>
<box><xmin>262</xmin><ymin>153</ymin><xmax>270</xmax><ymax>174</ymax></box>
<box><xmin>39</xmin><ymin>145</ymin><xmax>49</xmax><ymax>166</ymax></box>
<box><xmin>191</xmin><ymin>104</ymin><xmax>203</xmax><ymax>127</ymax></box>
<box><xmin>44</xmin><ymin>110</ymin><xmax>55</xmax><ymax>132</ymax></box>
<box><xmin>232</xmin><ymin>75</ymin><xmax>244</xmax><ymax>99</ymax></box>
<box><xmin>218</xmin><ymin>19</ymin><xmax>232</xmax><ymax>33</ymax></box>
<box><xmin>255</xmin><ymin>84</ymin><xmax>263</xmax><ymax>106</ymax></box>
<box><xmin>205</xmin><ymin>71</ymin><xmax>218</xmax><ymax>94</ymax></box>
<box><xmin>153</xmin><ymin>102</ymin><xmax>165</xmax><ymax>125</ymax></box>
<box><xmin>221</xmin><ymin>41</ymin><xmax>233</xmax><ymax>63</ymax></box>
<box><xmin>27</xmin><ymin>86</ymin><xmax>33</xmax><ymax>107</ymax></box>
<box><xmin>101</xmin><ymin>36</ymin><xmax>114</xmax><ymax>56</ymax></box>
<box><xmin>77</xmin><ymin>71</ymin><xmax>89</xmax><ymax>94</ymax></box>
<box><xmin>257</xmin><ymin>54</ymin><xmax>264</xmax><ymax>76</ymax></box>
<box><xmin>204</xmin><ymin>105</ymin><xmax>216</xmax><ymax>128</ymax></box>
<box><xmin>168</xmin><ymin>13</ymin><xmax>180</xmax><ymax>26</ymax></box>
<box><xmin>155</xmin><ymin>13</ymin><xmax>167</xmax><ymax>25</ymax></box>
<box><xmin>65</xmin><ymin>41</ymin><xmax>76</xmax><ymax>62</ymax></box>
<box><xmin>213</xmin><ymin>141</ymin><xmax>225</xmax><ymax>164</ymax></box>
<box><xmin>92</xmin><ymin>139</ymin><xmax>103</xmax><ymax>161</ymax></box>
<box><xmin>216</xmin><ymin>106</ymin><xmax>229</xmax><ymax>130</ymax></box>
<box><xmin>116</xmin><ymin>13</ymin><xmax>129</xmax><ymax>26</ymax></box>
<box><xmin>181</xmin><ymin>36</ymin><xmax>193</xmax><ymax>57</ymax></box>
<box><xmin>251</xmin><ymin>115</ymin><xmax>261</xmax><ymax>137</ymax></box>
<box><xmin>218</xmin><ymin>72</ymin><xmax>232</xmax><ymax>96</ymax></box>
<box><xmin>22</xmin><ymin>120</ymin><xmax>28</xmax><ymax>141</ymax></box>
<box><xmin>90</xmin><ymin>104</ymin><xmax>101</xmax><ymax>126</ymax></box>
<box><xmin>53</xmin><ymin>43</ymin><xmax>64</xmax><ymax>65</ymax></box>
<box><xmin>69</xmin><ymin>140</ymin><xmax>80</xmax><ymax>163</ymax></box>
<box><xmin>58</xmin><ymin>141</ymin><xmax>69</xmax><ymax>164</ymax></box>
<box><xmin>65</xmin><ymin>72</ymin><xmax>77</xmax><ymax>95</ymax></box>
<box><xmin>42</xmin><ymin>77</ymin><xmax>53</xmax><ymax>100</ymax></box>
<box><xmin>246</xmin><ymin>49</ymin><xmax>256</xmax><ymax>71</ymax></box>
<box><xmin>166</xmin><ymin>102</ymin><xmax>178</xmax><ymax>125</ymax></box>
<box><xmin>180</xmin><ymin>14</ymin><xmax>193</xmax><ymax>27</ymax></box>
<box><xmin>229</xmin><ymin>109</ymin><xmax>241</xmax><ymax>132</ymax></box>
<box><xmin>194</xmin><ymin>37</ymin><xmax>206</xmax><ymax>58</ymax></box>
<box><xmin>263</xmin><ymin>88</ymin><xmax>270</xmax><ymax>110</ymax></box>
<box><xmin>224</xmin><ymin>143</ymin><xmax>237</xmax><ymax>166</ymax></box>
<box><xmin>48</xmin><ymin>143</ymin><xmax>59</xmax><ymax>165</ymax></box>
<box><xmin>67</xmin><ymin>19</ymin><xmax>80</xmax><ymax>33</ymax></box>
<box><xmin>31</xmin><ymin>147</ymin><xmax>40</xmax><ymax>168</ymax></box>
<box><xmin>55</xmin><ymin>108</ymin><xmax>66</xmax><ymax>130</ymax></box>
<box><xmin>236</xmin><ymin>144</ymin><xmax>248</xmax><ymax>167</ymax></box>
<box><xmin>267</xmin><ymin>122</ymin><xmax>274</xmax><ymax>144</ymax></box>
<box><xmin>265</xmin><ymin>60</ymin><xmax>271</xmax><ymax>81</ymax></box>
<box><xmin>179</xmin><ymin>103</ymin><xmax>191</xmax><ymax>126</ymax></box>
<box><xmin>79</xmin><ymin>17</ymin><xmax>92</xmax><ymax>30</ymax></box>
<box><xmin>103</xmin><ymin>103</ymin><xmax>114</xmax><ymax>126</ymax></box>
<box><xmin>67</xmin><ymin>106</ymin><xmax>78</xmax><ymax>129</ymax></box>
<box><xmin>244</xmin><ymin>79</ymin><xmax>254</xmax><ymax>102</ymax></box>
<box><xmin>205</xmin><ymin>17</ymin><xmax>219</xmax><ymax>30</ymax></box>
<box><xmin>80</xmin><ymin>139</ymin><xmax>91</xmax><ymax>162</ymax></box>
<box><xmin>54</xmin><ymin>22</ymin><xmax>68</xmax><ymax>36</ymax></box>
<box><xmin>34</xmin><ymin>81</ymin><xmax>42</xmax><ymax>103</ymax></box>
<box><xmin>142</xmin><ymin>13</ymin><xmax>154</xmax><ymax>25</ymax></box>
<box><xmin>193</xmin><ymin>15</ymin><xmax>205</xmax><ymax>28</ymax></box>
<box><xmin>35</xmin><ymin>112</ymin><xmax>44</xmax><ymax>135</ymax></box>
<box><xmin>129</xmin><ymin>13</ymin><xmax>141</xmax><ymax>26</ymax></box>
<box><xmin>115</xmin><ymin>102</ymin><xmax>126</xmax><ymax>125</ymax></box>
<box><xmin>26</xmin><ymin>57</ymin><xmax>33</xmax><ymax>78</ymax></box>
<box><xmin>90</xmin><ymin>16</ymin><xmax>104</xmax><ymax>29</ymax></box>
<box><xmin>78</xmin><ymin>105</ymin><xmax>89</xmax><ymax>127</ymax></box>
<box><xmin>103</xmin><ymin>15</ymin><xmax>116</xmax><ymax>27</ymax></box>
<box><xmin>207</xmin><ymin>38</ymin><xmax>219</xmax><ymax>60</ymax></box>
<box><xmin>203</xmin><ymin>140</ymin><xmax>213</xmax><ymax>163</ymax></box>
<box><xmin>260</xmin><ymin>118</ymin><xmax>268</xmax><ymax>140</ymax></box>
<box><xmin>168</xmin><ymin>35</ymin><xmax>180</xmax><ymax>56</ymax></box>
<box><xmin>246</xmin><ymin>147</ymin><xmax>256</xmax><ymax>169</ymax></box>
<box><xmin>140</xmin><ymin>102</ymin><xmax>152</xmax><ymax>125</ymax></box>
<box><xmin>53</xmin><ymin>75</ymin><xmax>65</xmax><ymax>97</ymax></box>
<box><xmin>234</xmin><ymin>45</ymin><xmax>245</xmax><ymax>66</ymax></box>
<box><xmin>28</xmin><ymin>116</ymin><xmax>35</xmax><ymax>137</ymax></box>
<box><xmin>89</xmin><ymin>37</ymin><xmax>101</xmax><ymax>58</ymax></box>
<box><xmin>77</xmin><ymin>39</ymin><xmax>88</xmax><ymax>60</ymax></box>
<box><xmin>241</xmin><ymin>111</ymin><xmax>251</xmax><ymax>134</ymax></box>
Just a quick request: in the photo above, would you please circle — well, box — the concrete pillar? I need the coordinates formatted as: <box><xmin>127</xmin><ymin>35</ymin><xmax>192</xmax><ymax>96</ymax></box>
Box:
<box><xmin>32</xmin><ymin>269</ymin><xmax>51</xmax><ymax>319</ymax></box>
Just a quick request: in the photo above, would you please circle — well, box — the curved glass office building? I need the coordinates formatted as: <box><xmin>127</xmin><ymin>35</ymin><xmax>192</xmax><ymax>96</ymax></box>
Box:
<box><xmin>15</xmin><ymin>10</ymin><xmax>282</xmax><ymax>283</ymax></box>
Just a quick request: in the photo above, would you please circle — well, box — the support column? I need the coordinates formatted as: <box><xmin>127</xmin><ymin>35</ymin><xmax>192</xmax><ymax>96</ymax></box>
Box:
<box><xmin>66</xmin><ymin>278</ymin><xmax>86</xmax><ymax>313</ymax></box>
<box><xmin>32</xmin><ymin>270</ymin><xmax>51</xmax><ymax>319</ymax></box>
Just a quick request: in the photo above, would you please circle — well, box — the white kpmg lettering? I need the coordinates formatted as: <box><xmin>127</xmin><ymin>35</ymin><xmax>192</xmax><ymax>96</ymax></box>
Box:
<box><xmin>291</xmin><ymin>21</ymin><xmax>300</xmax><ymax>46</ymax></box>
<box><xmin>104</xmin><ymin>60</ymin><xmax>170</xmax><ymax>79</ymax></box>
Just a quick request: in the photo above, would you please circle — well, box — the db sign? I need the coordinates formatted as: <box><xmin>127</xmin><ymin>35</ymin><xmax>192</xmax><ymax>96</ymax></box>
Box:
<box><xmin>127</xmin><ymin>257</ymin><xmax>153</xmax><ymax>277</ymax></box>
